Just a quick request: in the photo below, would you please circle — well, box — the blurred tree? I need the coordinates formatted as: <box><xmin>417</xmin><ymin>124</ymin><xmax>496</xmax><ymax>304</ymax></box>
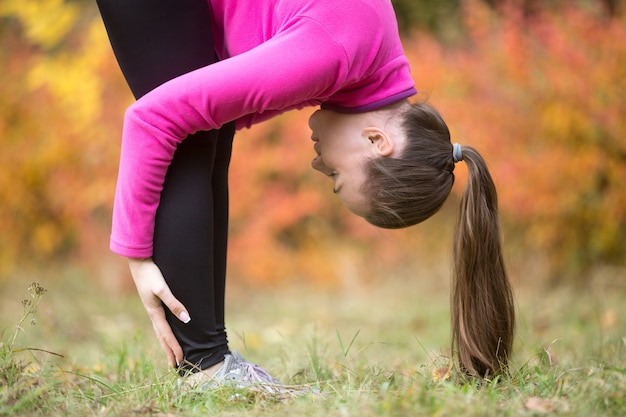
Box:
<box><xmin>0</xmin><ymin>0</ymin><xmax>124</xmax><ymax>275</ymax></box>
<box><xmin>0</xmin><ymin>0</ymin><xmax>623</xmax><ymax>287</ymax></box>
<box><xmin>392</xmin><ymin>0</ymin><xmax>462</xmax><ymax>40</ymax></box>
<box><xmin>404</xmin><ymin>0</ymin><xmax>626</xmax><ymax>283</ymax></box>
<box><xmin>483</xmin><ymin>0</ymin><xmax>623</xmax><ymax>18</ymax></box>
<box><xmin>392</xmin><ymin>0</ymin><xmax>624</xmax><ymax>41</ymax></box>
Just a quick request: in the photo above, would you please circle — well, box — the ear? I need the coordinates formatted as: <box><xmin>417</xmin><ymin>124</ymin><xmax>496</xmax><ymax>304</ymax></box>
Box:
<box><xmin>363</xmin><ymin>127</ymin><xmax>394</xmax><ymax>156</ymax></box>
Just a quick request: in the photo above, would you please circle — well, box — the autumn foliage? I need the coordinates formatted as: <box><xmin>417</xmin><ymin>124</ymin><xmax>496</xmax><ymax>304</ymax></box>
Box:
<box><xmin>1</xmin><ymin>0</ymin><xmax>123</xmax><ymax>275</ymax></box>
<box><xmin>0</xmin><ymin>0</ymin><xmax>624</xmax><ymax>285</ymax></box>
<box><xmin>407</xmin><ymin>0</ymin><xmax>626</xmax><ymax>282</ymax></box>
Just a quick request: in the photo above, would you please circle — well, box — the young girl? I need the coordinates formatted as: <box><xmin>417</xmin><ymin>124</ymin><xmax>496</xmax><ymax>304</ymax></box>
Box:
<box><xmin>96</xmin><ymin>0</ymin><xmax>515</xmax><ymax>388</ymax></box>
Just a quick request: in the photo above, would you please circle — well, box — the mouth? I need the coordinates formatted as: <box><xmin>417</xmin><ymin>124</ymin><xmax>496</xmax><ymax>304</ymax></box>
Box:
<box><xmin>312</xmin><ymin>138</ymin><xmax>321</xmax><ymax>166</ymax></box>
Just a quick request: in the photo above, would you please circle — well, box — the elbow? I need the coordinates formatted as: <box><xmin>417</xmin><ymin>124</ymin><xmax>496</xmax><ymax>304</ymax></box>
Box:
<box><xmin>121</xmin><ymin>99</ymin><xmax>184</xmax><ymax>149</ymax></box>
<box><xmin>123</xmin><ymin>99</ymin><xmax>155</xmax><ymax>132</ymax></box>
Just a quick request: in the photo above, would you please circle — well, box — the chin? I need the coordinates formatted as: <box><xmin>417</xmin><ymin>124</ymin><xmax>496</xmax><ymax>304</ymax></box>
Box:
<box><xmin>344</xmin><ymin>203</ymin><xmax>368</xmax><ymax>218</ymax></box>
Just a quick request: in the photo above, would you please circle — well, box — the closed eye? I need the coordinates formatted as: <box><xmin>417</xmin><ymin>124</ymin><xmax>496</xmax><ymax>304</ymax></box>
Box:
<box><xmin>329</xmin><ymin>172</ymin><xmax>340</xmax><ymax>193</ymax></box>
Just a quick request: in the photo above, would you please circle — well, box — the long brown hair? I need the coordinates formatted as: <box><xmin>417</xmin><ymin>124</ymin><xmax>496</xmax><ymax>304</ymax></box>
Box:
<box><xmin>363</xmin><ymin>101</ymin><xmax>515</xmax><ymax>377</ymax></box>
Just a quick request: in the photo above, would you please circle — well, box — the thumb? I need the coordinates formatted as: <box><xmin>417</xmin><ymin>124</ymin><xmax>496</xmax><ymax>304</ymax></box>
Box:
<box><xmin>157</xmin><ymin>287</ymin><xmax>191</xmax><ymax>323</ymax></box>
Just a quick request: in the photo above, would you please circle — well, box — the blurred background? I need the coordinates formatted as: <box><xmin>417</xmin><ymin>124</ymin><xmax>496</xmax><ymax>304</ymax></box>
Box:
<box><xmin>0</xmin><ymin>0</ymin><xmax>624</xmax><ymax>297</ymax></box>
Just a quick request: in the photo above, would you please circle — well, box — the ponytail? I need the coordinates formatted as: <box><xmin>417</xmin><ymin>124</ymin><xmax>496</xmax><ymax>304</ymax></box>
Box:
<box><xmin>451</xmin><ymin>146</ymin><xmax>515</xmax><ymax>377</ymax></box>
<box><xmin>363</xmin><ymin>101</ymin><xmax>515</xmax><ymax>377</ymax></box>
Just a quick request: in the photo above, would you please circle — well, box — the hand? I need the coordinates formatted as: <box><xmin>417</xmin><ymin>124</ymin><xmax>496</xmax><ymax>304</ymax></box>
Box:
<box><xmin>127</xmin><ymin>257</ymin><xmax>191</xmax><ymax>368</ymax></box>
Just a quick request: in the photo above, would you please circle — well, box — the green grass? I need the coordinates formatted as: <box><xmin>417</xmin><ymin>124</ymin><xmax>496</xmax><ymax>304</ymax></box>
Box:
<box><xmin>0</xmin><ymin>268</ymin><xmax>624</xmax><ymax>416</ymax></box>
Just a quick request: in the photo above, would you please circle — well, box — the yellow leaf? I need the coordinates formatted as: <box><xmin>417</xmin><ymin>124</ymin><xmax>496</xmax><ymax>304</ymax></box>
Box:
<box><xmin>524</xmin><ymin>397</ymin><xmax>554</xmax><ymax>414</ymax></box>
<box><xmin>0</xmin><ymin>0</ymin><xmax>79</xmax><ymax>49</ymax></box>
<box><xmin>431</xmin><ymin>366</ymin><xmax>451</xmax><ymax>382</ymax></box>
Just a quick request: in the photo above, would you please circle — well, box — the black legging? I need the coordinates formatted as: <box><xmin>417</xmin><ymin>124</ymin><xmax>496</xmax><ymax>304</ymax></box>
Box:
<box><xmin>96</xmin><ymin>0</ymin><xmax>233</xmax><ymax>372</ymax></box>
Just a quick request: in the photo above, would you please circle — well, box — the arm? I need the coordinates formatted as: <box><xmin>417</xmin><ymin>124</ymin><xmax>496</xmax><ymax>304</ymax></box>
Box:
<box><xmin>111</xmin><ymin>20</ymin><xmax>349</xmax><ymax>257</ymax></box>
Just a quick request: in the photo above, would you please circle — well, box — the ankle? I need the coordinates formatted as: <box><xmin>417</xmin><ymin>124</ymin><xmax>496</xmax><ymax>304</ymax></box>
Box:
<box><xmin>201</xmin><ymin>360</ymin><xmax>224</xmax><ymax>378</ymax></box>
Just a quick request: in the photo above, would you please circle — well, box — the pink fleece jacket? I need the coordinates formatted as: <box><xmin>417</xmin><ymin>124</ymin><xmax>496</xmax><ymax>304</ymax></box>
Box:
<box><xmin>110</xmin><ymin>0</ymin><xmax>416</xmax><ymax>257</ymax></box>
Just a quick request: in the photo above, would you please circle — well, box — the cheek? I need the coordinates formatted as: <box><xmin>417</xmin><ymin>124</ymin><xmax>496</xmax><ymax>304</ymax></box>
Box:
<box><xmin>318</xmin><ymin>117</ymin><xmax>344</xmax><ymax>141</ymax></box>
<box><xmin>337</xmin><ymin>184</ymin><xmax>369</xmax><ymax>218</ymax></box>
<box><xmin>318</xmin><ymin>132</ymin><xmax>344</xmax><ymax>162</ymax></box>
<box><xmin>339</xmin><ymin>194</ymin><xmax>369</xmax><ymax>218</ymax></box>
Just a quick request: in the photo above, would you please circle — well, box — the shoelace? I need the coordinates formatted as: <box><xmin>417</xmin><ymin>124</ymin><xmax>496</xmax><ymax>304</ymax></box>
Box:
<box><xmin>240</xmin><ymin>361</ymin><xmax>280</xmax><ymax>385</ymax></box>
<box><xmin>239</xmin><ymin>360</ymin><xmax>320</xmax><ymax>398</ymax></box>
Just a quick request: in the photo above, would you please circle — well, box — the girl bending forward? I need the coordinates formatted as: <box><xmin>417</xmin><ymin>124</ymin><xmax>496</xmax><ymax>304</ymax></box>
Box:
<box><xmin>97</xmin><ymin>0</ymin><xmax>515</xmax><ymax>387</ymax></box>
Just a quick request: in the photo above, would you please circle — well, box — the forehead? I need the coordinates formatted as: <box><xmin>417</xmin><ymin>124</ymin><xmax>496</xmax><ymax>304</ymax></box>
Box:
<box><xmin>311</xmin><ymin>109</ymin><xmax>364</xmax><ymax>130</ymax></box>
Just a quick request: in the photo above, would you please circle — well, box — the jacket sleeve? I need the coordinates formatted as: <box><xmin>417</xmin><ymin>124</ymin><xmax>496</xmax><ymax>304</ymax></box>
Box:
<box><xmin>110</xmin><ymin>18</ymin><xmax>349</xmax><ymax>257</ymax></box>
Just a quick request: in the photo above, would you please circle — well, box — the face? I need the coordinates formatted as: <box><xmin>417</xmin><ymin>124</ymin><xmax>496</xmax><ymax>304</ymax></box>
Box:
<box><xmin>308</xmin><ymin>109</ymin><xmax>375</xmax><ymax>217</ymax></box>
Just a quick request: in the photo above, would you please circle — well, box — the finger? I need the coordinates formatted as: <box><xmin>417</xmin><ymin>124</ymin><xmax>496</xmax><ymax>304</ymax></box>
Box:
<box><xmin>153</xmin><ymin>322</ymin><xmax>182</xmax><ymax>368</ymax></box>
<box><xmin>155</xmin><ymin>327</ymin><xmax>176</xmax><ymax>368</ymax></box>
<box><xmin>148</xmin><ymin>306</ymin><xmax>184</xmax><ymax>367</ymax></box>
<box><xmin>161</xmin><ymin>325</ymin><xmax>184</xmax><ymax>366</ymax></box>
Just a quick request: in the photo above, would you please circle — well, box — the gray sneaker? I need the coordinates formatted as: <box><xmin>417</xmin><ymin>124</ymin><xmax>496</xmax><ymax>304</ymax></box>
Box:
<box><xmin>188</xmin><ymin>351</ymin><xmax>317</xmax><ymax>398</ymax></box>
<box><xmin>209</xmin><ymin>351</ymin><xmax>280</xmax><ymax>389</ymax></box>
